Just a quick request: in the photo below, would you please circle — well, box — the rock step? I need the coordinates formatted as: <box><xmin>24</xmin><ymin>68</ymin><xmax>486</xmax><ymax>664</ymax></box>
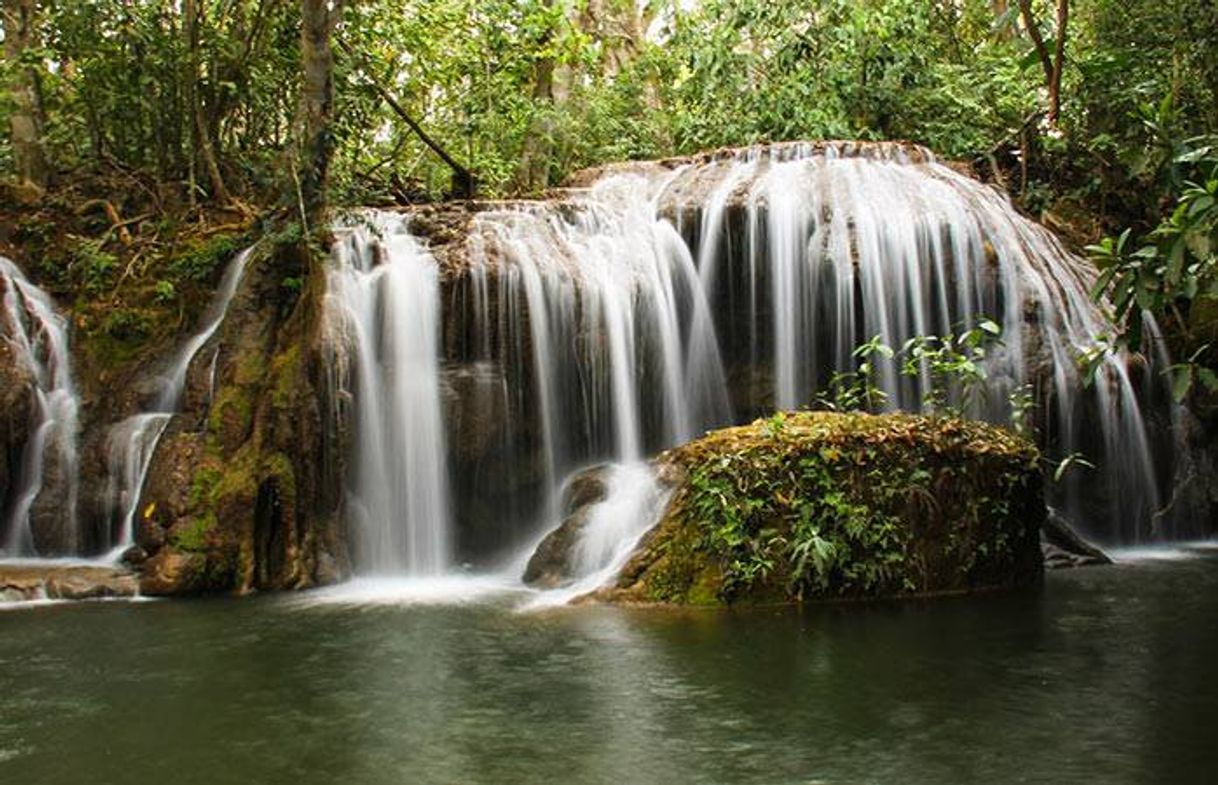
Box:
<box><xmin>0</xmin><ymin>564</ymin><xmax>139</xmax><ymax>603</ymax></box>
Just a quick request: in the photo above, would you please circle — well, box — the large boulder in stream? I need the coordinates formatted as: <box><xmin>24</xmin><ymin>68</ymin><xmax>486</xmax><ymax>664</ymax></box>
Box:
<box><xmin>587</xmin><ymin>411</ymin><xmax>1045</xmax><ymax>606</ymax></box>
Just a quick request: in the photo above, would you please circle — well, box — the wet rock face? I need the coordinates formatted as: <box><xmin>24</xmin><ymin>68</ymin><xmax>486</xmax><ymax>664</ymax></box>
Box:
<box><xmin>134</xmin><ymin>242</ymin><xmax>349</xmax><ymax>595</ymax></box>
<box><xmin>522</xmin><ymin>512</ymin><xmax>588</xmax><ymax>589</ymax></box>
<box><xmin>0</xmin><ymin>338</ymin><xmax>35</xmax><ymax>533</ymax></box>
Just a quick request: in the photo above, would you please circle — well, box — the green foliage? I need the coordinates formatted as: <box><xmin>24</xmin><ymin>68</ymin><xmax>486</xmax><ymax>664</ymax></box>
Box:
<box><xmin>1053</xmin><ymin>452</ymin><xmax>1096</xmax><ymax>483</ymax></box>
<box><xmin>818</xmin><ymin>336</ymin><xmax>892</xmax><ymax>411</ymax></box>
<box><xmin>1089</xmin><ymin>138</ymin><xmax>1218</xmax><ymax>347</ymax></box>
<box><xmin>1164</xmin><ymin>345</ymin><xmax>1218</xmax><ymax>402</ymax></box>
<box><xmin>153</xmin><ymin>280</ymin><xmax>176</xmax><ymax>304</ymax></box>
<box><xmin>4</xmin><ymin>0</ymin><xmax>1213</xmax><ymax>214</ymax></box>
<box><xmin>100</xmin><ymin>309</ymin><xmax>152</xmax><ymax>341</ymax></box>
<box><xmin>818</xmin><ymin>320</ymin><xmax>1009</xmax><ymax>418</ymax></box>
<box><xmin>67</xmin><ymin>237</ymin><xmax>118</xmax><ymax>296</ymax></box>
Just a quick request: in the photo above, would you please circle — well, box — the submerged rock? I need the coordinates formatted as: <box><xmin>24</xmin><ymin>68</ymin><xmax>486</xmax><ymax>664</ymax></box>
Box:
<box><xmin>1041</xmin><ymin>509</ymin><xmax>1112</xmax><ymax>569</ymax></box>
<box><xmin>590</xmin><ymin>411</ymin><xmax>1045</xmax><ymax>606</ymax></box>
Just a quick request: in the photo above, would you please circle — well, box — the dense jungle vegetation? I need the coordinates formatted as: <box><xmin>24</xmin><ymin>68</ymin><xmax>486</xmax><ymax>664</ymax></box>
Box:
<box><xmin>1</xmin><ymin>1</ymin><xmax>1216</xmax><ymax>374</ymax></box>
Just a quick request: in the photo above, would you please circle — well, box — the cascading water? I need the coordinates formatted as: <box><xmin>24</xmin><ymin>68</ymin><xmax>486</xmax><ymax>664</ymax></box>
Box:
<box><xmin>523</xmin><ymin>462</ymin><xmax>671</xmax><ymax>608</ymax></box>
<box><xmin>325</xmin><ymin>214</ymin><xmax>451</xmax><ymax>576</ymax></box>
<box><xmin>325</xmin><ymin>142</ymin><xmax>1183</xmax><ymax>599</ymax></box>
<box><xmin>104</xmin><ymin>247</ymin><xmax>253</xmax><ymax>555</ymax></box>
<box><xmin>450</xmin><ymin>141</ymin><xmax>1176</xmax><ymax>563</ymax></box>
<box><xmin>0</xmin><ymin>257</ymin><xmax>80</xmax><ymax>557</ymax></box>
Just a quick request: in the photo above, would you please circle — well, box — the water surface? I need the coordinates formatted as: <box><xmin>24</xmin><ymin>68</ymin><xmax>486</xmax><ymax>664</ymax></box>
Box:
<box><xmin>2</xmin><ymin>549</ymin><xmax>1216</xmax><ymax>784</ymax></box>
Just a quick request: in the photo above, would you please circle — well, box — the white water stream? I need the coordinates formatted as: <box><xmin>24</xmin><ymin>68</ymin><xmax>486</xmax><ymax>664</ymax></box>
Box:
<box><xmin>0</xmin><ymin>257</ymin><xmax>80</xmax><ymax>556</ymax></box>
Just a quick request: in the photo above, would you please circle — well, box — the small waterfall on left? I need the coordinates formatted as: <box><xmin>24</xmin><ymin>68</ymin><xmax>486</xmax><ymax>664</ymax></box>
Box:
<box><xmin>325</xmin><ymin>213</ymin><xmax>452</xmax><ymax>577</ymax></box>
<box><xmin>0</xmin><ymin>257</ymin><xmax>80</xmax><ymax>556</ymax></box>
<box><xmin>104</xmin><ymin>247</ymin><xmax>253</xmax><ymax>556</ymax></box>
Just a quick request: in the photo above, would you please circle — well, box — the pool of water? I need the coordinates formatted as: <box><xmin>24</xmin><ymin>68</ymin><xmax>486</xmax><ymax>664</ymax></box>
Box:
<box><xmin>2</xmin><ymin>547</ymin><xmax>1217</xmax><ymax>784</ymax></box>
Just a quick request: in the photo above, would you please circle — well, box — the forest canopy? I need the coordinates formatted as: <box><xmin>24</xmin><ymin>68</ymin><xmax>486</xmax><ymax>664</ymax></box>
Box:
<box><xmin>1</xmin><ymin>0</ymin><xmax>1214</xmax><ymax>215</ymax></box>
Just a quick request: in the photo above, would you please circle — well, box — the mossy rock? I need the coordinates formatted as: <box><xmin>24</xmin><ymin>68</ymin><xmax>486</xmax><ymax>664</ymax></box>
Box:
<box><xmin>592</xmin><ymin>411</ymin><xmax>1045</xmax><ymax>606</ymax></box>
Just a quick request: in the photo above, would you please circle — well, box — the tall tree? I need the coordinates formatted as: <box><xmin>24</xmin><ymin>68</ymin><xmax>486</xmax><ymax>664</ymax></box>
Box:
<box><xmin>2</xmin><ymin>0</ymin><xmax>48</xmax><ymax>189</ymax></box>
<box><xmin>299</xmin><ymin>0</ymin><xmax>342</xmax><ymax>228</ymax></box>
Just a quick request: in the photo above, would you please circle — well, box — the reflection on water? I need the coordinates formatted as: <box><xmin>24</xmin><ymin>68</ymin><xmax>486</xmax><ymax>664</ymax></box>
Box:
<box><xmin>1</xmin><ymin>553</ymin><xmax>1217</xmax><ymax>784</ymax></box>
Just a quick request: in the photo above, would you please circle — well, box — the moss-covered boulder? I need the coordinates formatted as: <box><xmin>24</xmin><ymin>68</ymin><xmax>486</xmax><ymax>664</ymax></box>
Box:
<box><xmin>592</xmin><ymin>411</ymin><xmax>1045</xmax><ymax>606</ymax></box>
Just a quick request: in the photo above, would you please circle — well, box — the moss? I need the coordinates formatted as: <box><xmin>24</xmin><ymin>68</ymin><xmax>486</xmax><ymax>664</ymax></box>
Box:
<box><xmin>188</xmin><ymin>465</ymin><xmax>223</xmax><ymax>508</ymax></box>
<box><xmin>214</xmin><ymin>448</ymin><xmax>261</xmax><ymax>501</ymax></box>
<box><xmin>208</xmin><ymin>385</ymin><xmax>254</xmax><ymax>450</ymax></box>
<box><xmin>607</xmin><ymin>411</ymin><xmax>1043</xmax><ymax>606</ymax></box>
<box><xmin>170</xmin><ymin>513</ymin><xmax>217</xmax><ymax>552</ymax></box>
<box><xmin>268</xmin><ymin>345</ymin><xmax>302</xmax><ymax>411</ymax></box>
<box><xmin>166</xmin><ymin>232</ymin><xmax>243</xmax><ymax>284</ymax></box>
<box><xmin>233</xmin><ymin>350</ymin><xmax>267</xmax><ymax>387</ymax></box>
<box><xmin>263</xmin><ymin>451</ymin><xmax>297</xmax><ymax>500</ymax></box>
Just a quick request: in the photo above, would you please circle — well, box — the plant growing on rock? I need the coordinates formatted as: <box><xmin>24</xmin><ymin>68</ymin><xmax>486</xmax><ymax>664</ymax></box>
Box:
<box><xmin>602</xmin><ymin>412</ymin><xmax>1044</xmax><ymax>606</ymax></box>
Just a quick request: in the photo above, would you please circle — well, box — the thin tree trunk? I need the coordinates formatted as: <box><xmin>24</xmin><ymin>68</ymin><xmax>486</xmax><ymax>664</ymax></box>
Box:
<box><xmin>3</xmin><ymin>0</ymin><xmax>49</xmax><ymax>189</ymax></box>
<box><xmin>336</xmin><ymin>38</ymin><xmax>476</xmax><ymax>198</ymax></box>
<box><xmin>1049</xmin><ymin>0</ymin><xmax>1069</xmax><ymax>125</ymax></box>
<box><xmin>515</xmin><ymin>1</ymin><xmax>556</xmax><ymax>195</ymax></box>
<box><xmin>1017</xmin><ymin>0</ymin><xmax>1069</xmax><ymax>125</ymax></box>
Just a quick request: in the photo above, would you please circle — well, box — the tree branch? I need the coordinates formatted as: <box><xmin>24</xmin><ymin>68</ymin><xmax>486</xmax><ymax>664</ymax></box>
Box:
<box><xmin>336</xmin><ymin>38</ymin><xmax>477</xmax><ymax>198</ymax></box>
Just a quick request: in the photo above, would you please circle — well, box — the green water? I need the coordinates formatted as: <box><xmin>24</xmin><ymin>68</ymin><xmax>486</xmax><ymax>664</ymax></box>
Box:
<box><xmin>2</xmin><ymin>549</ymin><xmax>1216</xmax><ymax>785</ymax></box>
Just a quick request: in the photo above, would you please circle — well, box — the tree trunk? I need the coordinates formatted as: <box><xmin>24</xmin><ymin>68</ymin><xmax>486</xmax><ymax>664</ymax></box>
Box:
<box><xmin>299</xmin><ymin>0</ymin><xmax>341</xmax><ymax>229</ymax></box>
<box><xmin>1048</xmin><ymin>0</ymin><xmax>1069</xmax><ymax>125</ymax></box>
<box><xmin>3</xmin><ymin>0</ymin><xmax>49</xmax><ymax>189</ymax></box>
<box><xmin>184</xmin><ymin>0</ymin><xmax>231</xmax><ymax>205</ymax></box>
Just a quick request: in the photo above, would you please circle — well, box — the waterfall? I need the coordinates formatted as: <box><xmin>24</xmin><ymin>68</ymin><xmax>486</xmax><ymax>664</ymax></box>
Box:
<box><xmin>0</xmin><ymin>257</ymin><xmax>80</xmax><ymax>557</ymax></box>
<box><xmin>325</xmin><ymin>214</ymin><xmax>451</xmax><ymax>576</ymax></box>
<box><xmin>450</xmin><ymin>142</ymin><xmax>1177</xmax><ymax>552</ymax></box>
<box><xmin>105</xmin><ymin>247</ymin><xmax>253</xmax><ymax>555</ymax></box>
<box><xmin>324</xmin><ymin>142</ymin><xmax>1182</xmax><ymax>590</ymax></box>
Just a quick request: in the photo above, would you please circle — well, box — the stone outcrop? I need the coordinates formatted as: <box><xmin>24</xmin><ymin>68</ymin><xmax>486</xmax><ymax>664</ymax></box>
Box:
<box><xmin>0</xmin><ymin>335</ymin><xmax>36</xmax><ymax>533</ymax></box>
<box><xmin>584</xmin><ymin>412</ymin><xmax>1045</xmax><ymax>605</ymax></box>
